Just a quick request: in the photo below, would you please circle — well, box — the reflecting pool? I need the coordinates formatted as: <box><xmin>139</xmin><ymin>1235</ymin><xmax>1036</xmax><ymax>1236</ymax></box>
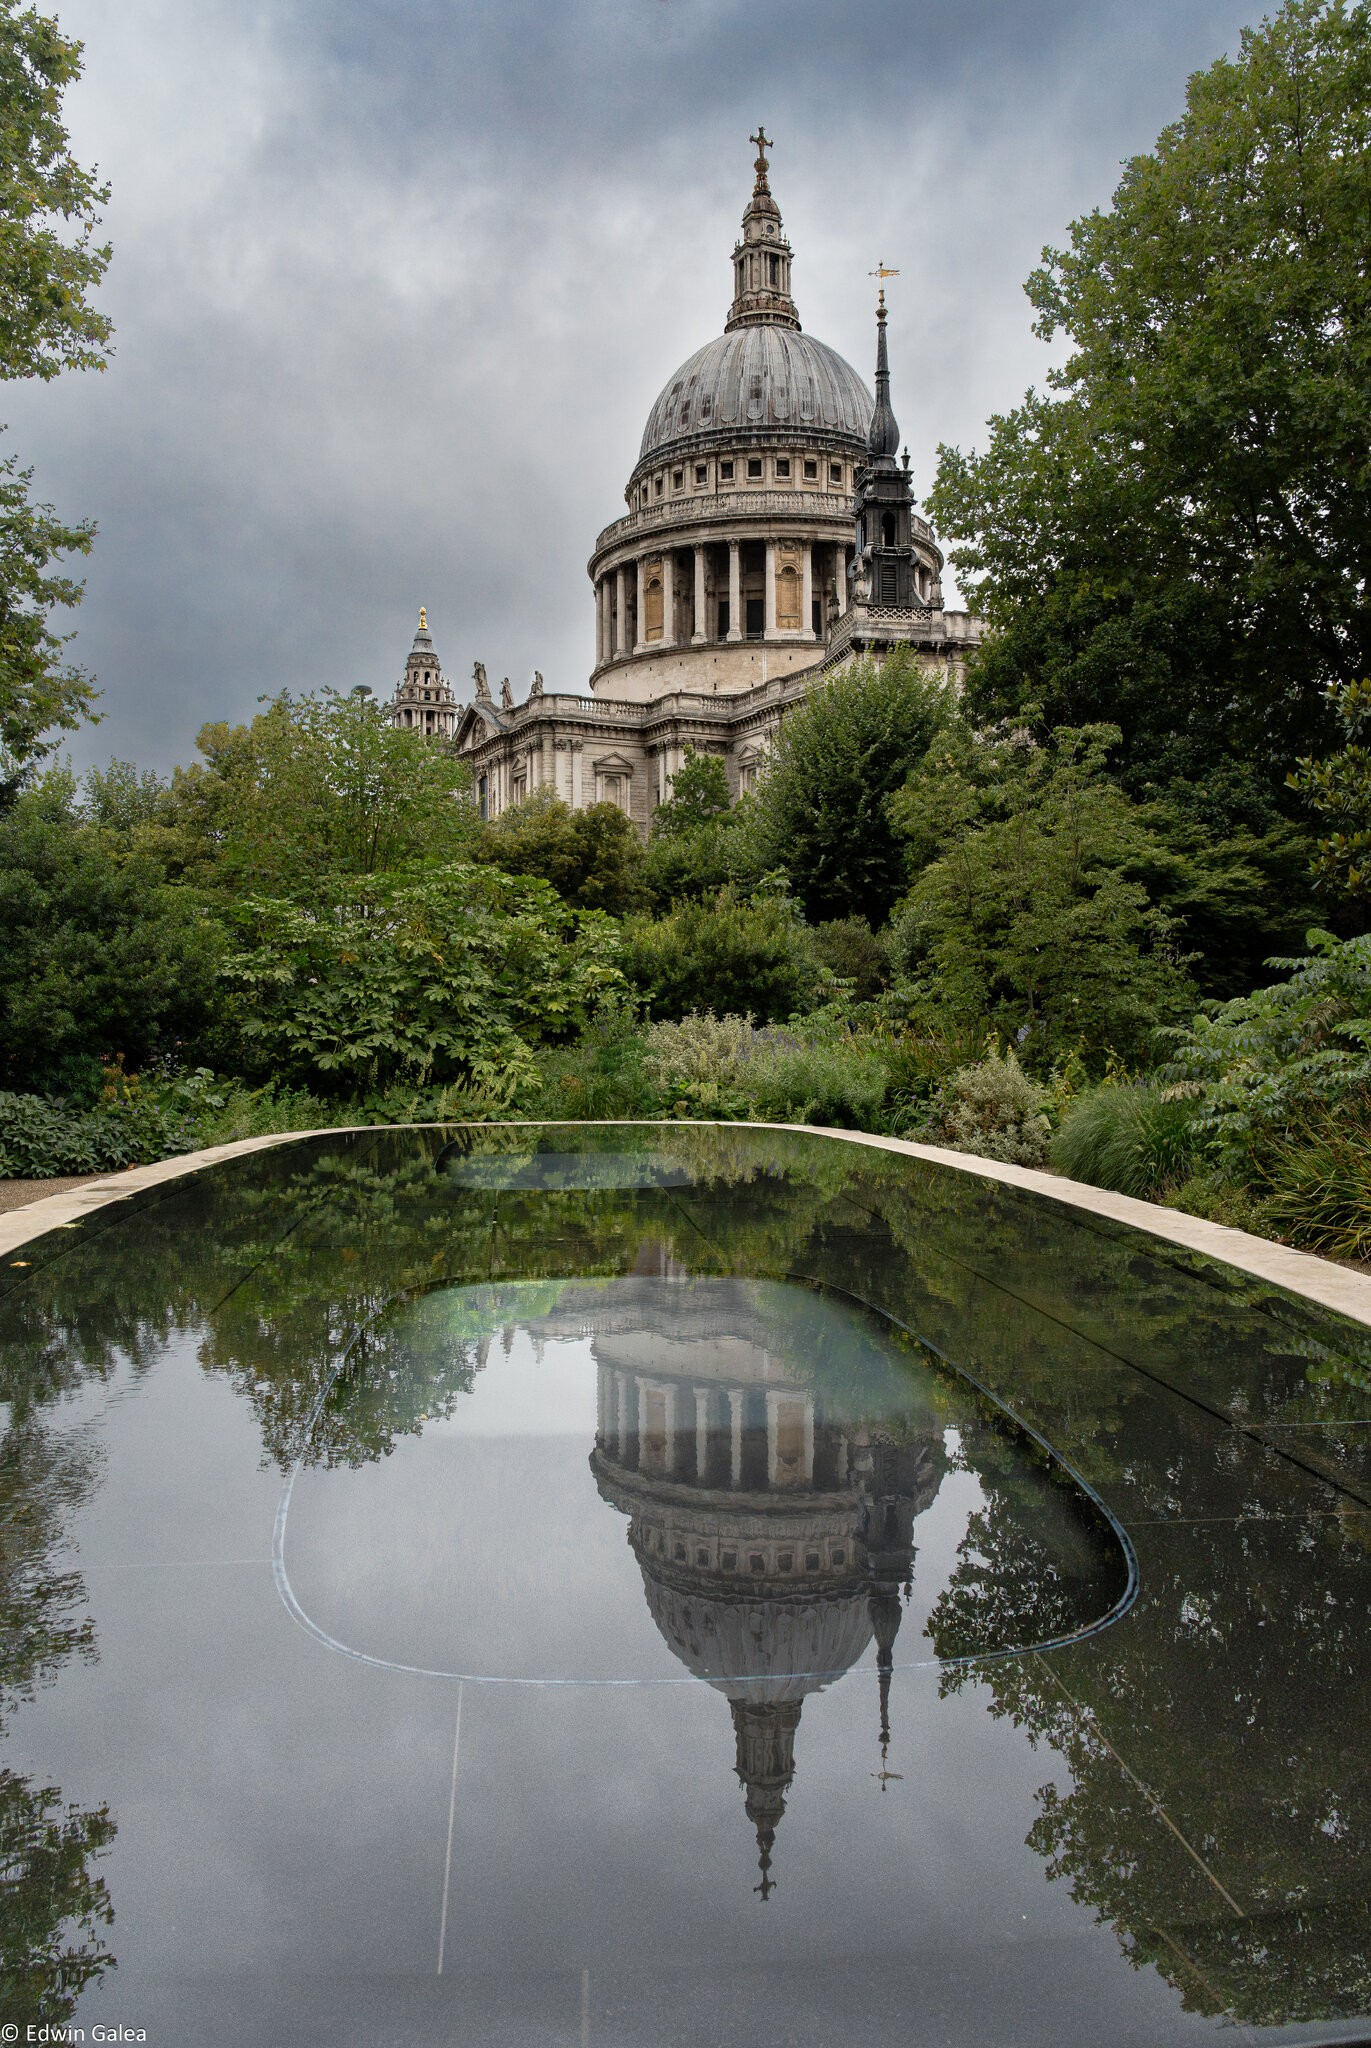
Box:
<box><xmin>4</xmin><ymin>1123</ymin><xmax>1371</xmax><ymax>2046</ymax></box>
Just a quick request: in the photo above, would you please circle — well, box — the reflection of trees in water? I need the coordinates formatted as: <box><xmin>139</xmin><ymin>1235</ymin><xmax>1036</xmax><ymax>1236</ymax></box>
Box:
<box><xmin>933</xmin><ymin>1506</ymin><xmax>1371</xmax><ymax>2026</ymax></box>
<box><xmin>6</xmin><ymin>1121</ymin><xmax>1371</xmax><ymax>2024</ymax></box>
<box><xmin>0</xmin><ymin>1380</ymin><xmax>115</xmax><ymax>2021</ymax></box>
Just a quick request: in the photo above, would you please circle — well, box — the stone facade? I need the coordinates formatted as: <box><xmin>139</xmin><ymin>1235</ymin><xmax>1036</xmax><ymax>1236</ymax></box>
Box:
<box><xmin>398</xmin><ymin>136</ymin><xmax>982</xmax><ymax>825</ymax></box>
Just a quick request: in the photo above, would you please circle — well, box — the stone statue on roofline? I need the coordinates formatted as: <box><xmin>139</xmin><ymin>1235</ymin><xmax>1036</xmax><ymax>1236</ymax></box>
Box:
<box><xmin>500</xmin><ymin>676</ymin><xmax>515</xmax><ymax>710</ymax></box>
<box><xmin>472</xmin><ymin>660</ymin><xmax>490</xmax><ymax>699</ymax></box>
<box><xmin>529</xmin><ymin>669</ymin><xmax>544</xmax><ymax>699</ymax></box>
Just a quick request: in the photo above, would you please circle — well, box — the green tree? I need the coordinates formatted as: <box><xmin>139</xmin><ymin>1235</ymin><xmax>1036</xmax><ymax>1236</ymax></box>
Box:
<box><xmin>1288</xmin><ymin>676</ymin><xmax>1371</xmax><ymax>904</ymax></box>
<box><xmin>928</xmin><ymin>0</ymin><xmax>1371</xmax><ymax>793</ymax></box>
<box><xmin>749</xmin><ymin>648</ymin><xmax>955</xmax><ymax>923</ymax></box>
<box><xmin>0</xmin><ymin>3</ymin><xmax>114</xmax><ymax>783</ymax></box>
<box><xmin>620</xmin><ymin>892</ymin><xmax>821</xmax><ymax>1024</ymax></box>
<box><xmin>168</xmin><ymin>688</ymin><xmax>477</xmax><ymax>896</ymax></box>
<box><xmin>651</xmin><ymin>747</ymin><xmax>730</xmax><ymax>837</ymax></box>
<box><xmin>0</xmin><ymin>770</ymin><xmax>224</xmax><ymax>1096</ymax></box>
<box><xmin>888</xmin><ymin>725</ymin><xmax>1198</xmax><ymax>1066</ymax></box>
<box><xmin>220</xmin><ymin>865</ymin><xmax>625</xmax><ymax>1097</ymax></box>
<box><xmin>475</xmin><ymin>787</ymin><xmax>646</xmax><ymax>914</ymax></box>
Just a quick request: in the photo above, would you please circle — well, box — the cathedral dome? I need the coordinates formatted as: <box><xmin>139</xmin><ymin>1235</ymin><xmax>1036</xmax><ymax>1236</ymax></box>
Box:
<box><xmin>637</xmin><ymin>325</ymin><xmax>873</xmax><ymax>473</ymax></box>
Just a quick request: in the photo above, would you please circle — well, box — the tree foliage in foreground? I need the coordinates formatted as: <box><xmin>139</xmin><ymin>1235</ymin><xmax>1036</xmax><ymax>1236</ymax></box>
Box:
<box><xmin>168</xmin><ymin>689</ymin><xmax>477</xmax><ymax>896</ymax></box>
<box><xmin>748</xmin><ymin>648</ymin><xmax>955</xmax><ymax>923</ymax></box>
<box><xmin>1288</xmin><ymin>677</ymin><xmax>1371</xmax><ymax>903</ymax></box>
<box><xmin>0</xmin><ymin>1</ymin><xmax>114</xmax><ymax>785</ymax></box>
<box><xmin>220</xmin><ymin>866</ymin><xmax>625</xmax><ymax>1098</ymax></box>
<box><xmin>928</xmin><ymin>0</ymin><xmax>1371</xmax><ymax>794</ymax></box>
<box><xmin>474</xmin><ymin>786</ymin><xmax>647</xmax><ymax>914</ymax></box>
<box><xmin>0</xmin><ymin>770</ymin><xmax>222</xmax><ymax>1096</ymax></box>
<box><xmin>888</xmin><ymin>724</ymin><xmax>1199</xmax><ymax>1066</ymax></box>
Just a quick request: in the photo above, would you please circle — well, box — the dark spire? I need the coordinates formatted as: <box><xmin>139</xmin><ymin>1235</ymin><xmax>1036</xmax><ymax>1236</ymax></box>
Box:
<box><xmin>867</xmin><ymin>290</ymin><xmax>900</xmax><ymax>461</ymax></box>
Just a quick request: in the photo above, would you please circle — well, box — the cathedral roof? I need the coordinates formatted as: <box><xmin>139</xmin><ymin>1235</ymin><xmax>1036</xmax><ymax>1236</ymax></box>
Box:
<box><xmin>638</xmin><ymin>325</ymin><xmax>873</xmax><ymax>471</ymax></box>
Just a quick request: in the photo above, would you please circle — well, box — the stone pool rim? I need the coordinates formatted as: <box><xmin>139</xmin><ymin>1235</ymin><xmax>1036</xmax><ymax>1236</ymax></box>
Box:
<box><xmin>4</xmin><ymin>1117</ymin><xmax>1370</xmax><ymax>1331</ymax></box>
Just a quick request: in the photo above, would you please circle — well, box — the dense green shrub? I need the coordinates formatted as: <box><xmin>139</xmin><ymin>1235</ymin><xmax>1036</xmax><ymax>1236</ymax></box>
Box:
<box><xmin>1050</xmin><ymin>1082</ymin><xmax>1200</xmax><ymax>1199</ymax></box>
<box><xmin>641</xmin><ymin>1012</ymin><xmax>893</xmax><ymax>1129</ymax></box>
<box><xmin>748</xmin><ymin>649</ymin><xmax>955</xmax><ymax>923</ymax></box>
<box><xmin>923</xmin><ymin>1049</ymin><xmax>1051</xmax><ymax>1166</ymax></box>
<box><xmin>1159</xmin><ymin>929</ymin><xmax>1371</xmax><ymax>1164</ymax></box>
<box><xmin>220</xmin><ymin>866</ymin><xmax>625</xmax><ymax>1097</ymax></box>
<box><xmin>889</xmin><ymin>724</ymin><xmax>1197</xmax><ymax>1069</ymax></box>
<box><xmin>621</xmin><ymin>894</ymin><xmax>822</xmax><ymax>1023</ymax></box>
<box><xmin>0</xmin><ymin>774</ymin><xmax>225</xmax><ymax>1097</ymax></box>
<box><xmin>1255</xmin><ymin>1092</ymin><xmax>1371</xmax><ymax>1262</ymax></box>
<box><xmin>0</xmin><ymin>1090</ymin><xmax>194</xmax><ymax>1178</ymax></box>
<box><xmin>475</xmin><ymin>789</ymin><xmax>647</xmax><ymax>914</ymax></box>
<box><xmin>808</xmin><ymin>918</ymin><xmax>890</xmax><ymax>1001</ymax></box>
<box><xmin>515</xmin><ymin>999</ymin><xmax>661</xmax><ymax>1122</ymax></box>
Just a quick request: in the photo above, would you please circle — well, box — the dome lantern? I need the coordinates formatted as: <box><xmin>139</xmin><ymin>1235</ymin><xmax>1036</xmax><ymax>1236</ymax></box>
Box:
<box><xmin>725</xmin><ymin>127</ymin><xmax>800</xmax><ymax>335</ymax></box>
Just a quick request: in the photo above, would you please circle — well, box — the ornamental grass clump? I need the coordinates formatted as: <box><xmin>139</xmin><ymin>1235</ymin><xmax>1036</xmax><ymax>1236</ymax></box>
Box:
<box><xmin>1050</xmin><ymin>1082</ymin><xmax>1200</xmax><ymax>1200</ymax></box>
<box><xmin>641</xmin><ymin>1012</ymin><xmax>893</xmax><ymax>1128</ymax></box>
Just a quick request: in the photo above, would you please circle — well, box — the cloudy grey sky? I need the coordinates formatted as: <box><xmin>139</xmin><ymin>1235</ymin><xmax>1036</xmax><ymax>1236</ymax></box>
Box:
<box><xmin>16</xmin><ymin>0</ymin><xmax>1258</xmax><ymax>775</ymax></box>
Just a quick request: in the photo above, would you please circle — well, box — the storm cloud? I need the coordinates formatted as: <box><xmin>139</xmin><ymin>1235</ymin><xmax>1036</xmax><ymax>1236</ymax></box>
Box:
<box><xmin>13</xmin><ymin>0</ymin><xmax>1257</xmax><ymax>773</ymax></box>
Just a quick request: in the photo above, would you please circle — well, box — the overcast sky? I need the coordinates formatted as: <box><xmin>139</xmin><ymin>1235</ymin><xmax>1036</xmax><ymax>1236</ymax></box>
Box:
<box><xmin>17</xmin><ymin>0</ymin><xmax>1259</xmax><ymax>775</ymax></box>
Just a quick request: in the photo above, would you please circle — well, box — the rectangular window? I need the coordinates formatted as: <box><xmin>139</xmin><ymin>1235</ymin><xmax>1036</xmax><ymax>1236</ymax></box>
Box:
<box><xmin>745</xmin><ymin>595</ymin><xmax>764</xmax><ymax>638</ymax></box>
<box><xmin>654</xmin><ymin>475</ymin><xmax>664</xmax><ymax>496</ymax></box>
<box><xmin>717</xmin><ymin>599</ymin><xmax>730</xmax><ymax>637</ymax></box>
<box><xmin>812</xmin><ymin>599</ymin><xmax>823</xmax><ymax>635</ymax></box>
<box><xmin>694</xmin><ymin>463</ymin><xmax>707</xmax><ymax>484</ymax></box>
<box><xmin>645</xmin><ymin>560</ymin><xmax>664</xmax><ymax>640</ymax></box>
<box><xmin>830</xmin><ymin>462</ymin><xmax>842</xmax><ymax>484</ymax></box>
<box><xmin>803</xmin><ymin>458</ymin><xmax>818</xmax><ymax>480</ymax></box>
<box><xmin>747</xmin><ymin>457</ymin><xmax>762</xmax><ymax>479</ymax></box>
<box><xmin>775</xmin><ymin>457</ymin><xmax>791</xmax><ymax>479</ymax></box>
<box><xmin>720</xmin><ymin>459</ymin><xmax>735</xmax><ymax>481</ymax></box>
<box><xmin>776</xmin><ymin>544</ymin><xmax>802</xmax><ymax>631</ymax></box>
<box><xmin>672</xmin><ymin>469</ymin><xmax>684</xmax><ymax>490</ymax></box>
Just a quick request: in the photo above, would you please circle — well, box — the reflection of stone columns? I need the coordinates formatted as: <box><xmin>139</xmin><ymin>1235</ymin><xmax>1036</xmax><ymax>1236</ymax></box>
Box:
<box><xmin>801</xmin><ymin>542</ymin><xmax>814</xmax><ymax>639</ymax></box>
<box><xmin>635</xmin><ymin>559</ymin><xmax>647</xmax><ymax>653</ymax></box>
<box><xmin>663</xmin><ymin>556</ymin><xmax>676</xmax><ymax>648</ymax></box>
<box><xmin>615</xmin><ymin>567</ymin><xmax>627</xmax><ymax>656</ymax></box>
<box><xmin>729</xmin><ymin>1388</ymin><xmax>744</xmax><ymax>1489</ymax></box>
<box><xmin>694</xmin><ymin>1386</ymin><xmax>710</xmax><ymax>1481</ymax></box>
<box><xmin>663</xmin><ymin>1382</ymin><xmax>678</xmax><ymax>1474</ymax></box>
<box><xmin>692</xmin><ymin>546</ymin><xmax>707</xmax><ymax>645</ymax></box>
<box><xmin>727</xmin><ymin>542</ymin><xmax>742</xmax><ymax>641</ymax></box>
<box><xmin>764</xmin><ymin>540</ymin><xmax>777</xmax><ymax>635</ymax></box>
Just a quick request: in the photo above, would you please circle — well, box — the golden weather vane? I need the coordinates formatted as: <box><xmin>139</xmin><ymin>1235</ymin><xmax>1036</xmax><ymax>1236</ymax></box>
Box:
<box><xmin>869</xmin><ymin>261</ymin><xmax>901</xmax><ymax>281</ymax></box>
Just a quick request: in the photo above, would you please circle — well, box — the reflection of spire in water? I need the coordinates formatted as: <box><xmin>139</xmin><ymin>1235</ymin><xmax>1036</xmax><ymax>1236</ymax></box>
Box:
<box><xmin>586</xmin><ymin>1279</ymin><xmax>945</xmax><ymax>1899</ymax></box>
<box><xmin>732</xmin><ymin>1699</ymin><xmax>800</xmax><ymax>1901</ymax></box>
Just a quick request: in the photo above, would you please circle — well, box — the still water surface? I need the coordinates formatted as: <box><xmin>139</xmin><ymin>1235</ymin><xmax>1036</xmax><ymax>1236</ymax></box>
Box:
<box><xmin>3</xmin><ymin>1124</ymin><xmax>1371</xmax><ymax>2046</ymax></box>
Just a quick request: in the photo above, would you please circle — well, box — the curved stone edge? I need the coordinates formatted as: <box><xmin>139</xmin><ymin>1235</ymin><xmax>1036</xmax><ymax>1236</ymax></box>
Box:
<box><xmin>3</xmin><ymin>1117</ymin><xmax>1369</xmax><ymax>1333</ymax></box>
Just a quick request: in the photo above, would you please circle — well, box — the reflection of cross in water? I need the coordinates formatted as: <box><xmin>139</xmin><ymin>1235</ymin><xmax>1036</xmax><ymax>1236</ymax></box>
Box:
<box><xmin>871</xmin><ymin>1742</ymin><xmax>903</xmax><ymax>1792</ymax></box>
<box><xmin>754</xmin><ymin>1840</ymin><xmax>777</xmax><ymax>1901</ymax></box>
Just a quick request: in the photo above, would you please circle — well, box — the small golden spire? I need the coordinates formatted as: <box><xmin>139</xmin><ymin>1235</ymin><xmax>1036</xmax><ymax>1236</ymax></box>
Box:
<box><xmin>418</xmin><ymin>606</ymin><xmax>427</xmax><ymax>629</ymax></box>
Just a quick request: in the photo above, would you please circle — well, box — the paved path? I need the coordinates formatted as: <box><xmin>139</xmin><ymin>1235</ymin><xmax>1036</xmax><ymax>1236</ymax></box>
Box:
<box><xmin>0</xmin><ymin>1174</ymin><xmax>102</xmax><ymax>1215</ymax></box>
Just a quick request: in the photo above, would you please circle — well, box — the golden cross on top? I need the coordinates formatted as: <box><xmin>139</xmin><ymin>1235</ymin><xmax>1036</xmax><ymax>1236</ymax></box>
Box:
<box><xmin>751</xmin><ymin>125</ymin><xmax>772</xmax><ymax>163</ymax></box>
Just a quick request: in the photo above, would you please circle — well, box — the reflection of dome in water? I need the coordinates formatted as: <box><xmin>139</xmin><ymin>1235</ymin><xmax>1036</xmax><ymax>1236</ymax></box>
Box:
<box><xmin>588</xmin><ymin>1281</ymin><xmax>943</xmax><ymax>1899</ymax></box>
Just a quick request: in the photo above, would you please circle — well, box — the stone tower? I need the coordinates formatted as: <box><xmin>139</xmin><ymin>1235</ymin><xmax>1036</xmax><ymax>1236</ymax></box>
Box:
<box><xmin>390</xmin><ymin>608</ymin><xmax>459</xmax><ymax>739</ymax></box>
